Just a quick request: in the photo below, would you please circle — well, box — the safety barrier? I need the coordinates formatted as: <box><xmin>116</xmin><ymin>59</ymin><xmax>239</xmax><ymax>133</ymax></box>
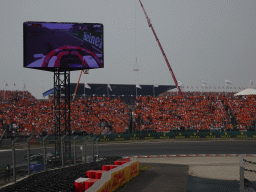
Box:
<box><xmin>85</xmin><ymin>159</ymin><xmax>139</xmax><ymax>192</ymax></box>
<box><xmin>18</xmin><ymin>131</ymin><xmax>256</xmax><ymax>145</ymax></box>
<box><xmin>96</xmin><ymin>131</ymin><xmax>256</xmax><ymax>141</ymax></box>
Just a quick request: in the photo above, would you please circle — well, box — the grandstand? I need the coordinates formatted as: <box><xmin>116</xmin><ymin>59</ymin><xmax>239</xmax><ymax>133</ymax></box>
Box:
<box><xmin>0</xmin><ymin>88</ymin><xmax>256</xmax><ymax>139</ymax></box>
<box><xmin>43</xmin><ymin>83</ymin><xmax>175</xmax><ymax>100</ymax></box>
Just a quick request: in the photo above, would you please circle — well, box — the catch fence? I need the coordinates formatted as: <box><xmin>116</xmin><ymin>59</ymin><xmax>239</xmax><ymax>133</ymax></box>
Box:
<box><xmin>239</xmin><ymin>154</ymin><xmax>256</xmax><ymax>192</ymax></box>
<box><xmin>0</xmin><ymin>135</ymin><xmax>98</xmax><ymax>186</ymax></box>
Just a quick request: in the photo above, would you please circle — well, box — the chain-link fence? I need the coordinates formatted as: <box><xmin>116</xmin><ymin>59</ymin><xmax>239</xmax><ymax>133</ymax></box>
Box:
<box><xmin>239</xmin><ymin>155</ymin><xmax>256</xmax><ymax>192</ymax></box>
<box><xmin>0</xmin><ymin>135</ymin><xmax>98</xmax><ymax>187</ymax></box>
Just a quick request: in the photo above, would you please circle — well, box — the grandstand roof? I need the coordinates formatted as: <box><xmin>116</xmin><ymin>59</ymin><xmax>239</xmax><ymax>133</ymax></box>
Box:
<box><xmin>234</xmin><ymin>88</ymin><xmax>256</xmax><ymax>96</ymax></box>
<box><xmin>43</xmin><ymin>83</ymin><xmax>176</xmax><ymax>97</ymax></box>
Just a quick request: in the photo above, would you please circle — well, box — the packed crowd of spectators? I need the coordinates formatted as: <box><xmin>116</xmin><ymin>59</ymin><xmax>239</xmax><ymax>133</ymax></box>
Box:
<box><xmin>0</xmin><ymin>90</ymin><xmax>36</xmax><ymax>102</ymax></box>
<box><xmin>227</xmin><ymin>95</ymin><xmax>256</xmax><ymax>129</ymax></box>
<box><xmin>134</xmin><ymin>92</ymin><xmax>233</xmax><ymax>132</ymax></box>
<box><xmin>0</xmin><ymin>91</ymin><xmax>130</xmax><ymax>136</ymax></box>
<box><xmin>0</xmin><ymin>91</ymin><xmax>38</xmax><ymax>136</ymax></box>
<box><xmin>0</xmin><ymin>90</ymin><xmax>255</xmax><ymax>137</ymax></box>
<box><xmin>70</xmin><ymin>97</ymin><xmax>130</xmax><ymax>134</ymax></box>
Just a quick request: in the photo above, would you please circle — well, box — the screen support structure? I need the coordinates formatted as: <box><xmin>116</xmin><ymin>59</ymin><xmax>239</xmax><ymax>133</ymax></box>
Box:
<box><xmin>53</xmin><ymin>70</ymin><xmax>71</xmax><ymax>161</ymax></box>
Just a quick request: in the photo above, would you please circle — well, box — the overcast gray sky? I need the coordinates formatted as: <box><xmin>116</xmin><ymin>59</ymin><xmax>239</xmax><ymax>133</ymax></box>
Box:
<box><xmin>1</xmin><ymin>0</ymin><xmax>256</xmax><ymax>99</ymax></box>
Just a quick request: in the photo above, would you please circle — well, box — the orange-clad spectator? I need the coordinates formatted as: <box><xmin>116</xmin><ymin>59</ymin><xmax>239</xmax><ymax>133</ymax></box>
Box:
<box><xmin>1</xmin><ymin>90</ymin><xmax>255</xmax><ymax>136</ymax></box>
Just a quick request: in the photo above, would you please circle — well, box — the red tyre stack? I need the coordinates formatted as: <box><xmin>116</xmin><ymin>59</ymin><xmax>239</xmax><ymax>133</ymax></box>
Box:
<box><xmin>74</xmin><ymin>178</ymin><xmax>90</xmax><ymax>192</ymax></box>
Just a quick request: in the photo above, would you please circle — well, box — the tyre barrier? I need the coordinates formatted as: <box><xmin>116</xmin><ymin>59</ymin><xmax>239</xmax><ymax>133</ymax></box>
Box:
<box><xmin>0</xmin><ymin>156</ymin><xmax>121</xmax><ymax>192</ymax></box>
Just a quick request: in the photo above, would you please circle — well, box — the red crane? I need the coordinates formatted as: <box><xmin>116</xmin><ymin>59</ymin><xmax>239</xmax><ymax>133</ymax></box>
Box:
<box><xmin>72</xmin><ymin>69</ymin><xmax>89</xmax><ymax>101</ymax></box>
<box><xmin>138</xmin><ymin>0</ymin><xmax>183</xmax><ymax>97</ymax></box>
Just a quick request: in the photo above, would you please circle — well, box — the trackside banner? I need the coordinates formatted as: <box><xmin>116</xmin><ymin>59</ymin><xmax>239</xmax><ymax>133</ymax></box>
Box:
<box><xmin>94</xmin><ymin>131</ymin><xmax>256</xmax><ymax>141</ymax></box>
<box><xmin>86</xmin><ymin>160</ymin><xmax>139</xmax><ymax>192</ymax></box>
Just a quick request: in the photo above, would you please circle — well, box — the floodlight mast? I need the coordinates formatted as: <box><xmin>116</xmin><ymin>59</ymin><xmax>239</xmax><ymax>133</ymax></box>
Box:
<box><xmin>138</xmin><ymin>0</ymin><xmax>183</xmax><ymax>97</ymax></box>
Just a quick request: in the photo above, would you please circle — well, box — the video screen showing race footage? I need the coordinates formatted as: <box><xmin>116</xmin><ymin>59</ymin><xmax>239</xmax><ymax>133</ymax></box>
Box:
<box><xmin>23</xmin><ymin>22</ymin><xmax>104</xmax><ymax>71</ymax></box>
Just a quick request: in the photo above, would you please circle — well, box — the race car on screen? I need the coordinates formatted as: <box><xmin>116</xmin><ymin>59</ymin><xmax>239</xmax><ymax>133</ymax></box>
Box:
<box><xmin>27</xmin><ymin>45</ymin><xmax>103</xmax><ymax>68</ymax></box>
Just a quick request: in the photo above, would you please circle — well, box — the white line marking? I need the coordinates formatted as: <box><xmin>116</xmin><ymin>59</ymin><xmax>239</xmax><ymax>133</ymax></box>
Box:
<box><xmin>91</xmin><ymin>45</ymin><xmax>103</xmax><ymax>54</ymax></box>
<box><xmin>66</xmin><ymin>32</ymin><xmax>85</xmax><ymax>43</ymax></box>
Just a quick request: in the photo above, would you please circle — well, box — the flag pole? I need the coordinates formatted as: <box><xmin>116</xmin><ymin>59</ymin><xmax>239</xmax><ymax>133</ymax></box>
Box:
<box><xmin>153</xmin><ymin>81</ymin><xmax>155</xmax><ymax>97</ymax></box>
<box><xmin>136</xmin><ymin>86</ymin><xmax>137</xmax><ymax>98</ymax></box>
<box><xmin>23</xmin><ymin>83</ymin><xmax>25</xmax><ymax>99</ymax></box>
<box><xmin>84</xmin><ymin>81</ymin><xmax>85</xmax><ymax>97</ymax></box>
<box><xmin>41</xmin><ymin>80</ymin><xmax>43</xmax><ymax>98</ymax></box>
<box><xmin>4</xmin><ymin>84</ymin><xmax>6</xmax><ymax>101</ymax></box>
<box><xmin>153</xmin><ymin>85</ymin><xmax>155</xmax><ymax>97</ymax></box>
<box><xmin>107</xmin><ymin>84</ymin><xmax>109</xmax><ymax>97</ymax></box>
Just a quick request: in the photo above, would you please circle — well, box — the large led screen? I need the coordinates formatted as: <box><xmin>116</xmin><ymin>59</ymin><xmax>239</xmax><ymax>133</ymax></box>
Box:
<box><xmin>24</xmin><ymin>22</ymin><xmax>104</xmax><ymax>72</ymax></box>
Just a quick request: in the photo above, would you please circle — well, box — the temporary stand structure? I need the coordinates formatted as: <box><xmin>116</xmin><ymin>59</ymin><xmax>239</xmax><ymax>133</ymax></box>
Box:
<box><xmin>234</xmin><ymin>88</ymin><xmax>256</xmax><ymax>96</ymax></box>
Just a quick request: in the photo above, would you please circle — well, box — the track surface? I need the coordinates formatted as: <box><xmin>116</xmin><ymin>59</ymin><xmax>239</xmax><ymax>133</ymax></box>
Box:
<box><xmin>96</xmin><ymin>140</ymin><xmax>256</xmax><ymax>156</ymax></box>
<box><xmin>1</xmin><ymin>140</ymin><xmax>256</xmax><ymax>167</ymax></box>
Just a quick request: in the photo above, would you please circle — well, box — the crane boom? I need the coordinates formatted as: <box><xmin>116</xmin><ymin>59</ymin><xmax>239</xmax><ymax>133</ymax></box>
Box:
<box><xmin>72</xmin><ymin>69</ymin><xmax>89</xmax><ymax>101</ymax></box>
<box><xmin>138</xmin><ymin>0</ymin><xmax>183</xmax><ymax>97</ymax></box>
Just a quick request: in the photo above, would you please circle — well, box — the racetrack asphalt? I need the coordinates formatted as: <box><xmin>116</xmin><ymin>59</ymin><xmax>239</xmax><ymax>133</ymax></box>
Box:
<box><xmin>118</xmin><ymin>163</ymin><xmax>189</xmax><ymax>192</ymax></box>
<box><xmin>118</xmin><ymin>163</ymin><xmax>240</xmax><ymax>192</ymax></box>
<box><xmin>117</xmin><ymin>156</ymin><xmax>250</xmax><ymax>192</ymax></box>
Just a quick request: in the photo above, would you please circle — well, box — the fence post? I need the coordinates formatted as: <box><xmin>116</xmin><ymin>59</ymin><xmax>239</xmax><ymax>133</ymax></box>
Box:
<box><xmin>96</xmin><ymin>138</ymin><xmax>99</xmax><ymax>157</ymax></box>
<box><xmin>239</xmin><ymin>154</ymin><xmax>245</xmax><ymax>192</ymax></box>
<box><xmin>84</xmin><ymin>140</ymin><xmax>87</xmax><ymax>164</ymax></box>
<box><xmin>92</xmin><ymin>139</ymin><xmax>94</xmax><ymax>161</ymax></box>
<box><xmin>27</xmin><ymin>135</ymin><xmax>33</xmax><ymax>176</ymax></box>
<box><xmin>81</xmin><ymin>144</ymin><xmax>84</xmax><ymax>163</ymax></box>
<box><xmin>83</xmin><ymin>136</ymin><xmax>88</xmax><ymax>163</ymax></box>
<box><xmin>73</xmin><ymin>135</ymin><xmax>78</xmax><ymax>165</ymax></box>
<box><xmin>43</xmin><ymin>135</ymin><xmax>49</xmax><ymax>171</ymax></box>
<box><xmin>61</xmin><ymin>135</ymin><xmax>66</xmax><ymax>167</ymax></box>
<box><xmin>12</xmin><ymin>138</ymin><xmax>18</xmax><ymax>183</ymax></box>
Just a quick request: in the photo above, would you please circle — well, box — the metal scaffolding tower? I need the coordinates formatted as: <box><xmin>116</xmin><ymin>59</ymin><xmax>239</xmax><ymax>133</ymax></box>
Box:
<box><xmin>53</xmin><ymin>70</ymin><xmax>71</xmax><ymax>160</ymax></box>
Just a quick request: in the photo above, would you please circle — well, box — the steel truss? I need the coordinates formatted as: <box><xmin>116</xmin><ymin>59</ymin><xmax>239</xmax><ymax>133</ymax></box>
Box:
<box><xmin>53</xmin><ymin>70</ymin><xmax>71</xmax><ymax>160</ymax></box>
